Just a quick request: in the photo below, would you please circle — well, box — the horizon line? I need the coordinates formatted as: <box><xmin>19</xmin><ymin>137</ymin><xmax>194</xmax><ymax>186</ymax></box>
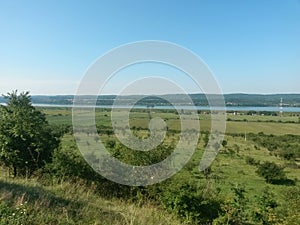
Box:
<box><xmin>26</xmin><ymin>92</ymin><xmax>300</xmax><ymax>96</ymax></box>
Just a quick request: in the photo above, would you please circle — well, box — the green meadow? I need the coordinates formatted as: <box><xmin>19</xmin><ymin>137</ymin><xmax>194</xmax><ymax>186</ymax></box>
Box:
<box><xmin>43</xmin><ymin>107</ymin><xmax>300</xmax><ymax>135</ymax></box>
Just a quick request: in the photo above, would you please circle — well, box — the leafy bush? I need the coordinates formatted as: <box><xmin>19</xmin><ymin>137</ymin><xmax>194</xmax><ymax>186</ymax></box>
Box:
<box><xmin>252</xmin><ymin>187</ymin><xmax>280</xmax><ymax>224</ymax></box>
<box><xmin>159</xmin><ymin>178</ymin><xmax>221</xmax><ymax>224</ymax></box>
<box><xmin>213</xmin><ymin>185</ymin><xmax>250</xmax><ymax>225</ymax></box>
<box><xmin>279</xmin><ymin>186</ymin><xmax>300</xmax><ymax>224</ymax></box>
<box><xmin>44</xmin><ymin>135</ymin><xmax>135</xmax><ymax>199</ymax></box>
<box><xmin>245</xmin><ymin>156</ymin><xmax>259</xmax><ymax>166</ymax></box>
<box><xmin>46</xmin><ymin>137</ymin><xmax>103</xmax><ymax>184</ymax></box>
<box><xmin>256</xmin><ymin>161</ymin><xmax>286</xmax><ymax>184</ymax></box>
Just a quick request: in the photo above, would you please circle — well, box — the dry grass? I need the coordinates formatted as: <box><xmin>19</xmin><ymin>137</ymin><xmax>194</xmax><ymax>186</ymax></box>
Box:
<box><xmin>0</xmin><ymin>176</ymin><xmax>182</xmax><ymax>225</ymax></box>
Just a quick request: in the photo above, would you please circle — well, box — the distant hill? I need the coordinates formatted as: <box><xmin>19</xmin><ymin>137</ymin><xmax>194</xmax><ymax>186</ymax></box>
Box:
<box><xmin>1</xmin><ymin>93</ymin><xmax>300</xmax><ymax>107</ymax></box>
<box><xmin>223</xmin><ymin>94</ymin><xmax>300</xmax><ymax>107</ymax></box>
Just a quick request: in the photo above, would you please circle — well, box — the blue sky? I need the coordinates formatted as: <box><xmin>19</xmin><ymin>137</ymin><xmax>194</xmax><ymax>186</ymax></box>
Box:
<box><xmin>0</xmin><ymin>0</ymin><xmax>299</xmax><ymax>95</ymax></box>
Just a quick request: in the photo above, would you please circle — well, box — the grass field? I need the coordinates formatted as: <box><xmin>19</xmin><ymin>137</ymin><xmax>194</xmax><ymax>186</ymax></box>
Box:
<box><xmin>42</xmin><ymin>107</ymin><xmax>300</xmax><ymax>135</ymax></box>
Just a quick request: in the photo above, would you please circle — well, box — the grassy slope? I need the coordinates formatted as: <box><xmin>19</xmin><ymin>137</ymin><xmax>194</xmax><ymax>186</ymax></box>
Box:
<box><xmin>0</xmin><ymin>176</ymin><xmax>181</xmax><ymax>225</ymax></box>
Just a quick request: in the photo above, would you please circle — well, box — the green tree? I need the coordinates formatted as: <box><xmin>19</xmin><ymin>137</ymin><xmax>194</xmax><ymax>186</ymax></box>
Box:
<box><xmin>0</xmin><ymin>91</ymin><xmax>59</xmax><ymax>177</ymax></box>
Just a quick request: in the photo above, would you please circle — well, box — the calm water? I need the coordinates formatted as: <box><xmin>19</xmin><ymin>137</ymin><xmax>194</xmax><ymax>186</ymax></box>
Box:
<box><xmin>33</xmin><ymin>103</ymin><xmax>300</xmax><ymax>113</ymax></box>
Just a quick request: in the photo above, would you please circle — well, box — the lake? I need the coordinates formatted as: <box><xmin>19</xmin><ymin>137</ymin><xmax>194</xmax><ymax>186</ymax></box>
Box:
<box><xmin>32</xmin><ymin>103</ymin><xmax>300</xmax><ymax>113</ymax></box>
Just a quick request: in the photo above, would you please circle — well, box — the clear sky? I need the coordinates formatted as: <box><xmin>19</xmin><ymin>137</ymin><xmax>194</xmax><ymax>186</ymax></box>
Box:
<box><xmin>0</xmin><ymin>0</ymin><xmax>299</xmax><ymax>95</ymax></box>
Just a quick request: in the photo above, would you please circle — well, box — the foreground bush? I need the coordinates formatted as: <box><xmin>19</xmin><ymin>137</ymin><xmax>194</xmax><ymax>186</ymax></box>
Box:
<box><xmin>0</xmin><ymin>91</ymin><xmax>59</xmax><ymax>177</ymax></box>
<box><xmin>158</xmin><ymin>178</ymin><xmax>221</xmax><ymax>224</ymax></box>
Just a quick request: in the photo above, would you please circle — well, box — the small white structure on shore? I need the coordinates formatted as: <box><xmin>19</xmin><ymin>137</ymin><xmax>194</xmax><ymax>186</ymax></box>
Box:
<box><xmin>279</xmin><ymin>98</ymin><xmax>283</xmax><ymax>116</ymax></box>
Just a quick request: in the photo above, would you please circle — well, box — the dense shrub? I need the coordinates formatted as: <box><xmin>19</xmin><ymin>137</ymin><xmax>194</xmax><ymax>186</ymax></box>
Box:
<box><xmin>248</xmin><ymin>133</ymin><xmax>300</xmax><ymax>160</ymax></box>
<box><xmin>159</xmin><ymin>178</ymin><xmax>221</xmax><ymax>224</ymax></box>
<box><xmin>252</xmin><ymin>187</ymin><xmax>280</xmax><ymax>224</ymax></box>
<box><xmin>213</xmin><ymin>185</ymin><xmax>250</xmax><ymax>225</ymax></box>
<box><xmin>45</xmin><ymin>137</ymin><xmax>103</xmax><ymax>184</ymax></box>
<box><xmin>245</xmin><ymin>156</ymin><xmax>259</xmax><ymax>166</ymax></box>
<box><xmin>279</xmin><ymin>186</ymin><xmax>300</xmax><ymax>224</ymax></box>
<box><xmin>256</xmin><ymin>161</ymin><xmax>286</xmax><ymax>184</ymax></box>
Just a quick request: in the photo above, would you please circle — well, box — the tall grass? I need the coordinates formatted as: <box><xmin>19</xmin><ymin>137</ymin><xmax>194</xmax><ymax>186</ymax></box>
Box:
<box><xmin>0</xmin><ymin>176</ymin><xmax>182</xmax><ymax>225</ymax></box>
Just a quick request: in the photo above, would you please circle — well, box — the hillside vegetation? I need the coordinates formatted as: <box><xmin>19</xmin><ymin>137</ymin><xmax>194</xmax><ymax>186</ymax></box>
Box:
<box><xmin>1</xmin><ymin>92</ymin><xmax>300</xmax><ymax>224</ymax></box>
<box><xmin>1</xmin><ymin>93</ymin><xmax>300</xmax><ymax>107</ymax></box>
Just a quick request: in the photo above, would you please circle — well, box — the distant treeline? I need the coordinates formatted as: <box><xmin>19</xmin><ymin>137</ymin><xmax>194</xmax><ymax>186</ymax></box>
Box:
<box><xmin>1</xmin><ymin>93</ymin><xmax>300</xmax><ymax>107</ymax></box>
